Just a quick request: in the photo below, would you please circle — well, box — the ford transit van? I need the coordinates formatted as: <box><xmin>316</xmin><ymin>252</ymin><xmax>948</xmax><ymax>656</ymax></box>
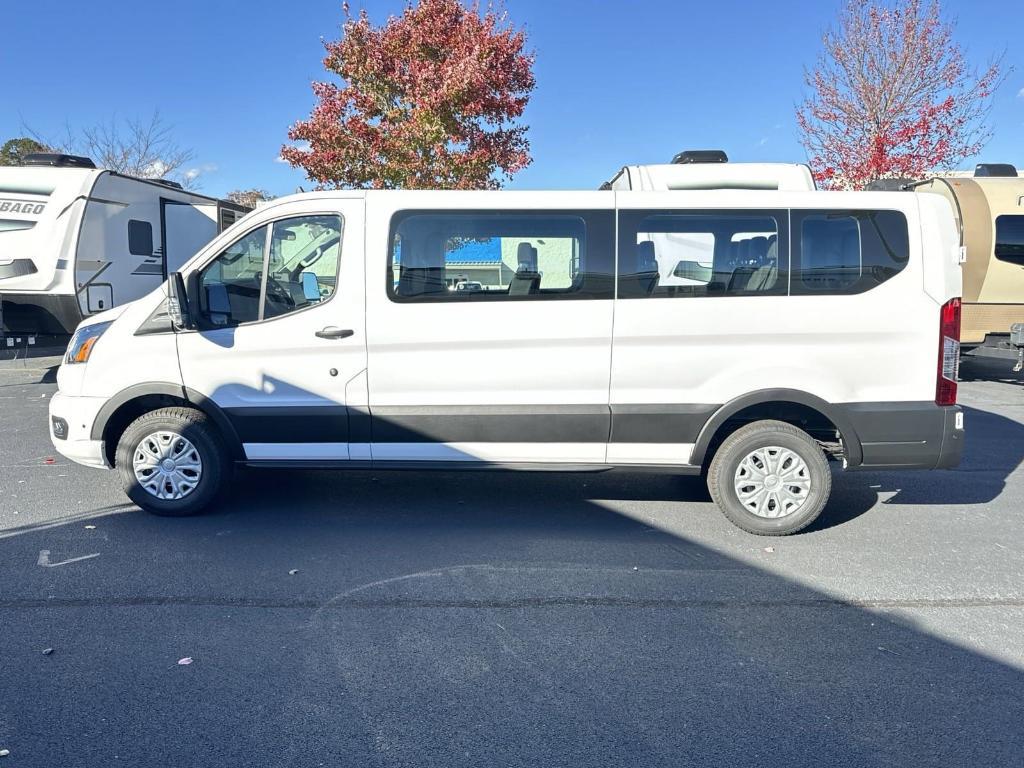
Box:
<box><xmin>48</xmin><ymin>184</ymin><xmax>964</xmax><ymax>535</ymax></box>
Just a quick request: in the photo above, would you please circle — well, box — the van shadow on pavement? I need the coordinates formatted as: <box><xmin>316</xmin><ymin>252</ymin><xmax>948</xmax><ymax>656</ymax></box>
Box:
<box><xmin>1</xmin><ymin>466</ymin><xmax>1023</xmax><ymax>767</ymax></box>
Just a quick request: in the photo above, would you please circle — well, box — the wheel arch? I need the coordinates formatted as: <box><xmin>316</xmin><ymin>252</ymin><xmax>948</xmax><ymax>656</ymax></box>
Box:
<box><xmin>92</xmin><ymin>383</ymin><xmax>243</xmax><ymax>466</ymax></box>
<box><xmin>690</xmin><ymin>388</ymin><xmax>863</xmax><ymax>468</ymax></box>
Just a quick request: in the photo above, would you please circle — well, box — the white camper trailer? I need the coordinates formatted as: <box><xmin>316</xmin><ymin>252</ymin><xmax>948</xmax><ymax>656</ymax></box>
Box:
<box><xmin>0</xmin><ymin>153</ymin><xmax>248</xmax><ymax>338</ymax></box>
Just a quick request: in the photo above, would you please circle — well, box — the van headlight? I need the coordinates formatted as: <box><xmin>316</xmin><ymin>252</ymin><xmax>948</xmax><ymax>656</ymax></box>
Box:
<box><xmin>66</xmin><ymin>321</ymin><xmax>113</xmax><ymax>364</ymax></box>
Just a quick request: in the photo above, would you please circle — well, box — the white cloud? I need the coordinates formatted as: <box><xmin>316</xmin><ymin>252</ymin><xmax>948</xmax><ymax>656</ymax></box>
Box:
<box><xmin>1018</xmin><ymin>87</ymin><xmax>1024</xmax><ymax>99</ymax></box>
<box><xmin>757</xmin><ymin>137</ymin><xmax>770</xmax><ymax>147</ymax></box>
<box><xmin>143</xmin><ymin>160</ymin><xmax>169</xmax><ymax>177</ymax></box>
<box><xmin>182</xmin><ymin>163</ymin><xmax>218</xmax><ymax>183</ymax></box>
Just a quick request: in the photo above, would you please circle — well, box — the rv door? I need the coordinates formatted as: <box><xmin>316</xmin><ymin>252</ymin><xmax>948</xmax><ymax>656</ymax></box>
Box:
<box><xmin>161</xmin><ymin>198</ymin><xmax>218</xmax><ymax>277</ymax></box>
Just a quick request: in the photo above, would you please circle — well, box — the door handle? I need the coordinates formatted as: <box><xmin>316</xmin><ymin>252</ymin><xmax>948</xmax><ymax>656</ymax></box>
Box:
<box><xmin>315</xmin><ymin>326</ymin><xmax>355</xmax><ymax>340</ymax></box>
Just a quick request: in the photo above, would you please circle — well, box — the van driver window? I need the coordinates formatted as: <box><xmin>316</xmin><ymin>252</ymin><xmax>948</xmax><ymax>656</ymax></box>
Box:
<box><xmin>198</xmin><ymin>225</ymin><xmax>267</xmax><ymax>325</ymax></box>
<box><xmin>617</xmin><ymin>212</ymin><xmax>785</xmax><ymax>298</ymax></box>
<box><xmin>196</xmin><ymin>214</ymin><xmax>342</xmax><ymax>326</ymax></box>
<box><xmin>387</xmin><ymin>211</ymin><xmax>614</xmax><ymax>301</ymax></box>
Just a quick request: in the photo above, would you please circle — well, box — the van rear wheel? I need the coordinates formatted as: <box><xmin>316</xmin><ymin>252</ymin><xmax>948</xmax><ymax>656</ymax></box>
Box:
<box><xmin>707</xmin><ymin>420</ymin><xmax>831</xmax><ymax>536</ymax></box>
<box><xmin>115</xmin><ymin>407</ymin><xmax>229</xmax><ymax>516</ymax></box>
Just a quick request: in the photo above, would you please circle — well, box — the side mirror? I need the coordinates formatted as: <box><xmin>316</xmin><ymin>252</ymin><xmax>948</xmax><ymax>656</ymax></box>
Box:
<box><xmin>206</xmin><ymin>282</ymin><xmax>232</xmax><ymax>325</ymax></box>
<box><xmin>167</xmin><ymin>272</ymin><xmax>193</xmax><ymax>330</ymax></box>
<box><xmin>300</xmin><ymin>271</ymin><xmax>321</xmax><ymax>302</ymax></box>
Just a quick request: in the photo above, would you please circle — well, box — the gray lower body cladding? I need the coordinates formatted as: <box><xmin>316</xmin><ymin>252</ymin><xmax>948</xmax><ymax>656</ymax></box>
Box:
<box><xmin>219</xmin><ymin>400</ymin><xmax>963</xmax><ymax>471</ymax></box>
<box><xmin>841</xmin><ymin>402</ymin><xmax>963</xmax><ymax>470</ymax></box>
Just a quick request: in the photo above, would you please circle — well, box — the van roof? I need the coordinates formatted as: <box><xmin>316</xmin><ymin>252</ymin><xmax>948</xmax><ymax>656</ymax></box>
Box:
<box><xmin>604</xmin><ymin>162</ymin><xmax>817</xmax><ymax>192</ymax></box>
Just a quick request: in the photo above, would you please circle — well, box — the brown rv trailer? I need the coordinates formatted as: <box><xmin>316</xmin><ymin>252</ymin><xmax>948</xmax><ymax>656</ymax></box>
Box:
<box><xmin>910</xmin><ymin>165</ymin><xmax>1024</xmax><ymax>364</ymax></box>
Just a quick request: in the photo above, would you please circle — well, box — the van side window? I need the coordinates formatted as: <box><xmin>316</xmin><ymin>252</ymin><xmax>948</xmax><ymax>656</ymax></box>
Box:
<box><xmin>792</xmin><ymin>210</ymin><xmax>908</xmax><ymax>295</ymax></box>
<box><xmin>196</xmin><ymin>214</ymin><xmax>342</xmax><ymax>327</ymax></box>
<box><xmin>128</xmin><ymin>220</ymin><xmax>153</xmax><ymax>256</ymax></box>
<box><xmin>995</xmin><ymin>215</ymin><xmax>1024</xmax><ymax>266</ymax></box>
<box><xmin>198</xmin><ymin>225</ymin><xmax>268</xmax><ymax>325</ymax></box>
<box><xmin>617</xmin><ymin>211</ymin><xmax>786</xmax><ymax>298</ymax></box>
<box><xmin>387</xmin><ymin>211</ymin><xmax>614</xmax><ymax>302</ymax></box>
<box><xmin>263</xmin><ymin>215</ymin><xmax>342</xmax><ymax>319</ymax></box>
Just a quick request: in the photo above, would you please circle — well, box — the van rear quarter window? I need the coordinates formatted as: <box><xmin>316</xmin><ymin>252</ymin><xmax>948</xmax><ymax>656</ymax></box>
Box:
<box><xmin>387</xmin><ymin>210</ymin><xmax>615</xmax><ymax>301</ymax></box>
<box><xmin>791</xmin><ymin>209</ymin><xmax>909</xmax><ymax>295</ymax></box>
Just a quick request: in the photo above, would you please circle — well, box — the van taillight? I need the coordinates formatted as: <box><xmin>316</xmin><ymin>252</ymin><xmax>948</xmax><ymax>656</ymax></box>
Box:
<box><xmin>936</xmin><ymin>298</ymin><xmax>961</xmax><ymax>406</ymax></box>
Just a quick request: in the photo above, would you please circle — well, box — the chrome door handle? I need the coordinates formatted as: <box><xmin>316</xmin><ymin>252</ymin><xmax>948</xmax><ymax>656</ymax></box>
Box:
<box><xmin>315</xmin><ymin>327</ymin><xmax>354</xmax><ymax>340</ymax></box>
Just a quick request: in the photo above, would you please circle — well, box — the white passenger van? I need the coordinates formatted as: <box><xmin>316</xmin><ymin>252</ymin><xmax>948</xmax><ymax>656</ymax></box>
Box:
<box><xmin>48</xmin><ymin>160</ymin><xmax>965</xmax><ymax>535</ymax></box>
<box><xmin>0</xmin><ymin>153</ymin><xmax>247</xmax><ymax>338</ymax></box>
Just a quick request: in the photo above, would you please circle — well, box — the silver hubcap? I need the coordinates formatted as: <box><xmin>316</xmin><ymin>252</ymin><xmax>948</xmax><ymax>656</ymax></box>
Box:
<box><xmin>734</xmin><ymin>446</ymin><xmax>811</xmax><ymax>518</ymax></box>
<box><xmin>132</xmin><ymin>431</ymin><xmax>203</xmax><ymax>500</ymax></box>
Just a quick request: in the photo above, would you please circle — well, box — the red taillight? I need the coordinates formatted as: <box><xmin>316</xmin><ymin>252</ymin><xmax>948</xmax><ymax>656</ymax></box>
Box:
<box><xmin>936</xmin><ymin>298</ymin><xmax>961</xmax><ymax>406</ymax></box>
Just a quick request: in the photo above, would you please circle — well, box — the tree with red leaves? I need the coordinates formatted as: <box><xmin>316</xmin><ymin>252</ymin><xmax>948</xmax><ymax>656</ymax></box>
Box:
<box><xmin>282</xmin><ymin>0</ymin><xmax>535</xmax><ymax>190</ymax></box>
<box><xmin>797</xmin><ymin>0</ymin><xmax>1007</xmax><ymax>190</ymax></box>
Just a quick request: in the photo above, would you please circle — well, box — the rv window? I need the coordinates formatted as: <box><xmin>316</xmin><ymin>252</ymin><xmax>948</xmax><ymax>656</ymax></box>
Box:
<box><xmin>387</xmin><ymin>211</ymin><xmax>614</xmax><ymax>302</ymax></box>
<box><xmin>617</xmin><ymin>211</ymin><xmax>786</xmax><ymax>298</ymax></box>
<box><xmin>128</xmin><ymin>220</ymin><xmax>153</xmax><ymax>256</ymax></box>
<box><xmin>219</xmin><ymin>209</ymin><xmax>239</xmax><ymax>231</ymax></box>
<box><xmin>792</xmin><ymin>210</ymin><xmax>908</xmax><ymax>295</ymax></box>
<box><xmin>995</xmin><ymin>215</ymin><xmax>1024</xmax><ymax>266</ymax></box>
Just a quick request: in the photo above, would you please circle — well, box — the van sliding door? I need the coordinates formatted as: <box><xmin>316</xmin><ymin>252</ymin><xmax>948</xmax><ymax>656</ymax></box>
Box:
<box><xmin>365</xmin><ymin>193</ymin><xmax>616</xmax><ymax>465</ymax></box>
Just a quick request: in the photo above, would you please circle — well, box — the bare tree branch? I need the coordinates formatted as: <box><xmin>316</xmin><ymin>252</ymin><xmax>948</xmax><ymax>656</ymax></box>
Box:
<box><xmin>22</xmin><ymin>112</ymin><xmax>200</xmax><ymax>188</ymax></box>
<box><xmin>797</xmin><ymin>0</ymin><xmax>1009</xmax><ymax>189</ymax></box>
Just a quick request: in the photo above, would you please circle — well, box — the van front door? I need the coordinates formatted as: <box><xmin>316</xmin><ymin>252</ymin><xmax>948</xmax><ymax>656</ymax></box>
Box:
<box><xmin>177</xmin><ymin>199</ymin><xmax>367</xmax><ymax>462</ymax></box>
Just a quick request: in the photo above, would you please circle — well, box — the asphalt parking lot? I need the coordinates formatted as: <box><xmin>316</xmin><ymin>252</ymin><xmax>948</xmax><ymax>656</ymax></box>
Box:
<box><xmin>1</xmin><ymin>352</ymin><xmax>1022</xmax><ymax>767</ymax></box>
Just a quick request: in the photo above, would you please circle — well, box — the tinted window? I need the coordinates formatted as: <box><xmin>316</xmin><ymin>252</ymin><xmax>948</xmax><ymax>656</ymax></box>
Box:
<box><xmin>617</xmin><ymin>211</ymin><xmax>786</xmax><ymax>298</ymax></box>
<box><xmin>128</xmin><ymin>219</ymin><xmax>153</xmax><ymax>256</ymax></box>
<box><xmin>792</xmin><ymin>210</ymin><xmax>908</xmax><ymax>294</ymax></box>
<box><xmin>995</xmin><ymin>215</ymin><xmax>1024</xmax><ymax>266</ymax></box>
<box><xmin>388</xmin><ymin>211</ymin><xmax>614</xmax><ymax>302</ymax></box>
<box><xmin>219</xmin><ymin>208</ymin><xmax>239</xmax><ymax>231</ymax></box>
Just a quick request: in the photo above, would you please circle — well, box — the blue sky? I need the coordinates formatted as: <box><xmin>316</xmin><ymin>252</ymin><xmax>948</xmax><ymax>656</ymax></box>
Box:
<box><xmin>2</xmin><ymin>0</ymin><xmax>1021</xmax><ymax>197</ymax></box>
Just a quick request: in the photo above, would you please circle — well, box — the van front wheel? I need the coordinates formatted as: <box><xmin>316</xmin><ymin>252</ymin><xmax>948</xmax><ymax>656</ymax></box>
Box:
<box><xmin>115</xmin><ymin>407</ymin><xmax>229</xmax><ymax>516</ymax></box>
<box><xmin>707</xmin><ymin>420</ymin><xmax>831</xmax><ymax>536</ymax></box>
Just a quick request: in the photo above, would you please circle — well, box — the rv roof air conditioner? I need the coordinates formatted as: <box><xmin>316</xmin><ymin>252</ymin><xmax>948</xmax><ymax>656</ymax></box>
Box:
<box><xmin>21</xmin><ymin>153</ymin><xmax>97</xmax><ymax>169</ymax></box>
<box><xmin>671</xmin><ymin>150</ymin><xmax>728</xmax><ymax>165</ymax></box>
<box><xmin>974</xmin><ymin>163</ymin><xmax>1018</xmax><ymax>178</ymax></box>
<box><xmin>152</xmin><ymin>178</ymin><xmax>184</xmax><ymax>190</ymax></box>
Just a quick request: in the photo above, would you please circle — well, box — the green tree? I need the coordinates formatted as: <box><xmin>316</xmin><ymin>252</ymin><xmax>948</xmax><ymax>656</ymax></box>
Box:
<box><xmin>0</xmin><ymin>137</ymin><xmax>47</xmax><ymax>166</ymax></box>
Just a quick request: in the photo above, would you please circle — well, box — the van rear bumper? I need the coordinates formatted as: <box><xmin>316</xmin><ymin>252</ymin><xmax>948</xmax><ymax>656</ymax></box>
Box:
<box><xmin>840</xmin><ymin>402</ymin><xmax>963</xmax><ymax>470</ymax></box>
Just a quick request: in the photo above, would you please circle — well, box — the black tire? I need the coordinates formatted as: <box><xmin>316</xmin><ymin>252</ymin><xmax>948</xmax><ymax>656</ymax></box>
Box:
<box><xmin>706</xmin><ymin>419</ymin><xmax>831</xmax><ymax>536</ymax></box>
<box><xmin>115</xmin><ymin>407</ymin><xmax>230</xmax><ymax>516</ymax></box>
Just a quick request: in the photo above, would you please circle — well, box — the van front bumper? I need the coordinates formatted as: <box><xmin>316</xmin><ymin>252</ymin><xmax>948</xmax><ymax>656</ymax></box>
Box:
<box><xmin>841</xmin><ymin>402</ymin><xmax>964</xmax><ymax>470</ymax></box>
<box><xmin>49</xmin><ymin>390</ymin><xmax>109</xmax><ymax>468</ymax></box>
